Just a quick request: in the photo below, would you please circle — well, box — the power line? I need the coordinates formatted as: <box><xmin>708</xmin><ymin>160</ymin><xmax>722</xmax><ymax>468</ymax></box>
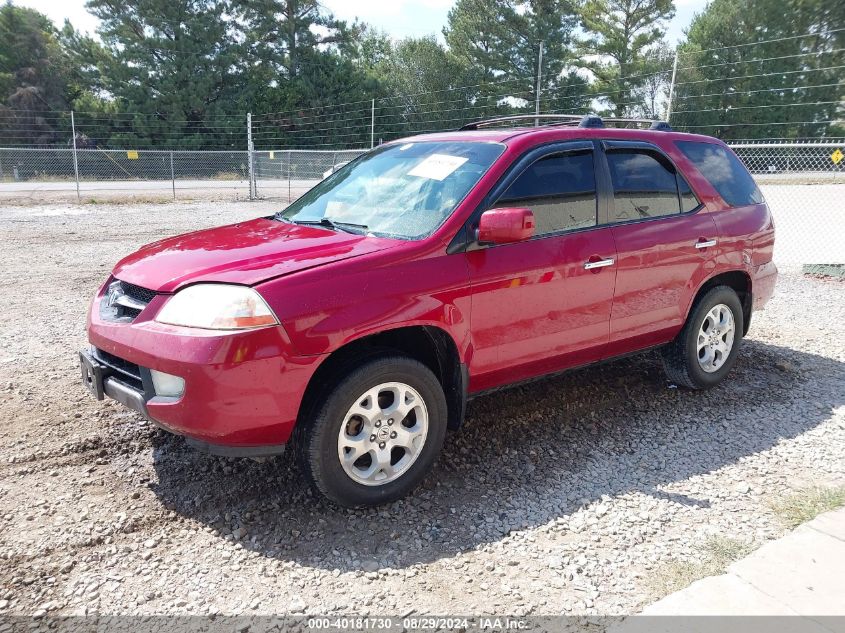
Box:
<box><xmin>674</xmin><ymin>64</ymin><xmax>845</xmax><ymax>86</ymax></box>
<box><xmin>676</xmin><ymin>28</ymin><xmax>845</xmax><ymax>56</ymax></box>
<box><xmin>676</xmin><ymin>48</ymin><xmax>845</xmax><ymax>72</ymax></box>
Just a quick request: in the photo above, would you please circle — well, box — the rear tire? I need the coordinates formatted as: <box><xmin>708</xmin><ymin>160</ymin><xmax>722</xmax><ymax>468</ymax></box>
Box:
<box><xmin>295</xmin><ymin>354</ymin><xmax>447</xmax><ymax>507</ymax></box>
<box><xmin>662</xmin><ymin>285</ymin><xmax>744</xmax><ymax>389</ymax></box>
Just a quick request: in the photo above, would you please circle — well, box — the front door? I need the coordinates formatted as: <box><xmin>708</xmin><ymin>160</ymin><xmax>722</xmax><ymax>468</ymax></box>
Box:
<box><xmin>466</xmin><ymin>144</ymin><xmax>618</xmax><ymax>392</ymax></box>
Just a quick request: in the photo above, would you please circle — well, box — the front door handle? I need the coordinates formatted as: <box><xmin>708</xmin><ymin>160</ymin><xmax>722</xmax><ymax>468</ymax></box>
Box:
<box><xmin>695</xmin><ymin>239</ymin><xmax>717</xmax><ymax>249</ymax></box>
<box><xmin>584</xmin><ymin>258</ymin><xmax>615</xmax><ymax>270</ymax></box>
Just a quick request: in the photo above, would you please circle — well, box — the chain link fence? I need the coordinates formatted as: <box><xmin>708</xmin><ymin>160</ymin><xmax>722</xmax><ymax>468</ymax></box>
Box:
<box><xmin>0</xmin><ymin>140</ymin><xmax>842</xmax><ymax>265</ymax></box>
<box><xmin>731</xmin><ymin>141</ymin><xmax>844</xmax><ymax>264</ymax></box>
<box><xmin>252</xmin><ymin>149</ymin><xmax>365</xmax><ymax>201</ymax></box>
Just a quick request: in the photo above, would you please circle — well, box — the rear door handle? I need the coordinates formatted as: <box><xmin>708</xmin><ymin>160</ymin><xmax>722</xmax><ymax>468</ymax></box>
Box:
<box><xmin>584</xmin><ymin>258</ymin><xmax>615</xmax><ymax>270</ymax></box>
<box><xmin>695</xmin><ymin>239</ymin><xmax>717</xmax><ymax>249</ymax></box>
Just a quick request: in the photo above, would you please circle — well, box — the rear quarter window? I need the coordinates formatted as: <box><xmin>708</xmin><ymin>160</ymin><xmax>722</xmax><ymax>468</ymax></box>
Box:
<box><xmin>676</xmin><ymin>141</ymin><xmax>763</xmax><ymax>207</ymax></box>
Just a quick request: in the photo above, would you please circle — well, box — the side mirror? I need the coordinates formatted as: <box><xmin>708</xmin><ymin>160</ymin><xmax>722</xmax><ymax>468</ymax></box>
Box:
<box><xmin>477</xmin><ymin>207</ymin><xmax>535</xmax><ymax>245</ymax></box>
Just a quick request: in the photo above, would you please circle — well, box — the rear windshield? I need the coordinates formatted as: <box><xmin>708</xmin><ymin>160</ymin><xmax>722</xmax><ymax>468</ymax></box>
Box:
<box><xmin>676</xmin><ymin>141</ymin><xmax>763</xmax><ymax>207</ymax></box>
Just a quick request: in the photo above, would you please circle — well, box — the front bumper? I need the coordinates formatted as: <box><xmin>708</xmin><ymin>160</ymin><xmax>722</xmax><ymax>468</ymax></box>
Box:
<box><xmin>81</xmin><ymin>348</ymin><xmax>289</xmax><ymax>457</ymax></box>
<box><xmin>84</xmin><ymin>291</ymin><xmax>323</xmax><ymax>452</ymax></box>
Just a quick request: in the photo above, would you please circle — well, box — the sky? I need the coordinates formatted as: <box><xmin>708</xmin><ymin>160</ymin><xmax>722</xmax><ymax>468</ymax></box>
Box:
<box><xmin>18</xmin><ymin>0</ymin><xmax>709</xmax><ymax>44</ymax></box>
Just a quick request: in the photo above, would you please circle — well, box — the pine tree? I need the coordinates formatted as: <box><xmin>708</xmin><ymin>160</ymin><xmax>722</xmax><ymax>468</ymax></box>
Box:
<box><xmin>672</xmin><ymin>0</ymin><xmax>844</xmax><ymax>139</ymax></box>
<box><xmin>0</xmin><ymin>4</ymin><xmax>78</xmax><ymax>145</ymax></box>
<box><xmin>84</xmin><ymin>0</ymin><xmax>241</xmax><ymax>148</ymax></box>
<box><xmin>579</xmin><ymin>0</ymin><xmax>675</xmax><ymax>116</ymax></box>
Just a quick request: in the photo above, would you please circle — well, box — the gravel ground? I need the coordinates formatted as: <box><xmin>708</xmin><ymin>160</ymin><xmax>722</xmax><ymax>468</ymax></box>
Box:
<box><xmin>0</xmin><ymin>201</ymin><xmax>843</xmax><ymax>618</ymax></box>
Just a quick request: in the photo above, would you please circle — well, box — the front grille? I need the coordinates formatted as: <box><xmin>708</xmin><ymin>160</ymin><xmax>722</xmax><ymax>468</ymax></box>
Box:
<box><xmin>93</xmin><ymin>348</ymin><xmax>144</xmax><ymax>392</ymax></box>
<box><xmin>120</xmin><ymin>281</ymin><xmax>157</xmax><ymax>305</ymax></box>
<box><xmin>100</xmin><ymin>279</ymin><xmax>157</xmax><ymax>322</ymax></box>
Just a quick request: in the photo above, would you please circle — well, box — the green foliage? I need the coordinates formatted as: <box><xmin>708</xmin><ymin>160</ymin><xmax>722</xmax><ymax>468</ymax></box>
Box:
<box><xmin>671</xmin><ymin>0</ymin><xmax>845</xmax><ymax>139</ymax></box>
<box><xmin>579</xmin><ymin>0</ymin><xmax>675</xmax><ymax>116</ymax></box>
<box><xmin>444</xmin><ymin>0</ymin><xmax>588</xmax><ymax>117</ymax></box>
<box><xmin>0</xmin><ymin>0</ymin><xmax>840</xmax><ymax>148</ymax></box>
<box><xmin>83</xmin><ymin>0</ymin><xmax>243</xmax><ymax>148</ymax></box>
<box><xmin>0</xmin><ymin>3</ymin><xmax>79</xmax><ymax>145</ymax></box>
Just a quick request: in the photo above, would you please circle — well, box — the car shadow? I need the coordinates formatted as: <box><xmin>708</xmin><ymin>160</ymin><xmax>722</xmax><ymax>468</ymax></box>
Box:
<box><xmin>148</xmin><ymin>339</ymin><xmax>843</xmax><ymax>571</ymax></box>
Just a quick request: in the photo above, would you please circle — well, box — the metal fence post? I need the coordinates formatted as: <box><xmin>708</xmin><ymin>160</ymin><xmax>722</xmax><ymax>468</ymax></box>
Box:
<box><xmin>170</xmin><ymin>150</ymin><xmax>176</xmax><ymax>200</ymax></box>
<box><xmin>534</xmin><ymin>41</ymin><xmax>544</xmax><ymax>126</ymax></box>
<box><xmin>70</xmin><ymin>110</ymin><xmax>80</xmax><ymax>200</ymax></box>
<box><xmin>665</xmin><ymin>49</ymin><xmax>679</xmax><ymax>122</ymax></box>
<box><xmin>371</xmin><ymin>99</ymin><xmax>375</xmax><ymax>149</ymax></box>
<box><xmin>247</xmin><ymin>112</ymin><xmax>256</xmax><ymax>200</ymax></box>
<box><xmin>287</xmin><ymin>150</ymin><xmax>292</xmax><ymax>203</ymax></box>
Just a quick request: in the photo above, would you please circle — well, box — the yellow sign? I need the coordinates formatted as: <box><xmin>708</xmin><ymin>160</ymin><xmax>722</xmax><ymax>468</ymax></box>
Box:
<box><xmin>269</xmin><ymin>151</ymin><xmax>275</xmax><ymax>160</ymax></box>
<box><xmin>831</xmin><ymin>149</ymin><xmax>844</xmax><ymax>165</ymax></box>
<box><xmin>126</xmin><ymin>150</ymin><xmax>139</xmax><ymax>160</ymax></box>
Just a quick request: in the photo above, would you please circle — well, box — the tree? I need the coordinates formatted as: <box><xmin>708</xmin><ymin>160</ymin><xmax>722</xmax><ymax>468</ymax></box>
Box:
<box><xmin>579</xmin><ymin>0</ymin><xmax>675</xmax><ymax>116</ymax></box>
<box><xmin>671</xmin><ymin>0</ymin><xmax>844</xmax><ymax>139</ymax></box>
<box><xmin>83</xmin><ymin>0</ymin><xmax>242</xmax><ymax>148</ymax></box>
<box><xmin>369</xmin><ymin>36</ymin><xmax>477</xmax><ymax>140</ymax></box>
<box><xmin>444</xmin><ymin>0</ymin><xmax>585</xmax><ymax>118</ymax></box>
<box><xmin>237</xmin><ymin>0</ymin><xmax>352</xmax><ymax>81</ymax></box>
<box><xmin>249</xmin><ymin>49</ymin><xmax>379</xmax><ymax>149</ymax></box>
<box><xmin>0</xmin><ymin>4</ymin><xmax>79</xmax><ymax>145</ymax></box>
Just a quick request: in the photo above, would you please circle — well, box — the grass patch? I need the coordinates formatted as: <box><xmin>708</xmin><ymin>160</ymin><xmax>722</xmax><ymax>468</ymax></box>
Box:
<box><xmin>649</xmin><ymin>536</ymin><xmax>757</xmax><ymax>598</ymax></box>
<box><xmin>770</xmin><ymin>486</ymin><xmax>845</xmax><ymax>529</ymax></box>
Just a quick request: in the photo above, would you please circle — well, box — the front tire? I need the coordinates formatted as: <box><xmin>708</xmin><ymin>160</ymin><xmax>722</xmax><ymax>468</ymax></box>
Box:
<box><xmin>662</xmin><ymin>285</ymin><xmax>744</xmax><ymax>389</ymax></box>
<box><xmin>296</xmin><ymin>355</ymin><xmax>447</xmax><ymax>507</ymax></box>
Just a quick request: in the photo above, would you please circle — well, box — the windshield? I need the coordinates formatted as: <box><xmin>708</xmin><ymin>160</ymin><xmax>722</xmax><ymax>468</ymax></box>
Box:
<box><xmin>278</xmin><ymin>141</ymin><xmax>505</xmax><ymax>240</ymax></box>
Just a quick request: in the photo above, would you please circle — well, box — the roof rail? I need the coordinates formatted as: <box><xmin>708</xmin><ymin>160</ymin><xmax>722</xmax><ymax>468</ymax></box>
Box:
<box><xmin>458</xmin><ymin>113</ymin><xmax>672</xmax><ymax>132</ymax></box>
<box><xmin>460</xmin><ymin>114</ymin><xmax>584</xmax><ymax>130</ymax></box>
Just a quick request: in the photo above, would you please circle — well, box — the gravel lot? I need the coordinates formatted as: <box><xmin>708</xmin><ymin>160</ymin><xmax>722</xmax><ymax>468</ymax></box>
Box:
<box><xmin>0</xmin><ymin>201</ymin><xmax>843</xmax><ymax>618</ymax></box>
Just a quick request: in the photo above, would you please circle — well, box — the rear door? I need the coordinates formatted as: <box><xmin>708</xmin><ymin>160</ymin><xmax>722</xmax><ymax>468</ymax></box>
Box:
<box><xmin>465</xmin><ymin>141</ymin><xmax>618</xmax><ymax>391</ymax></box>
<box><xmin>599</xmin><ymin>141</ymin><xmax>719</xmax><ymax>355</ymax></box>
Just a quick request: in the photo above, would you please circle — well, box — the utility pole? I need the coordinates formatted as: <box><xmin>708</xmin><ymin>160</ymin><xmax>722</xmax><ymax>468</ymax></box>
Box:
<box><xmin>371</xmin><ymin>99</ymin><xmax>375</xmax><ymax>149</ymax></box>
<box><xmin>665</xmin><ymin>49</ymin><xmax>680</xmax><ymax>122</ymax></box>
<box><xmin>534</xmin><ymin>41</ymin><xmax>544</xmax><ymax>127</ymax></box>
<box><xmin>70</xmin><ymin>110</ymin><xmax>80</xmax><ymax>200</ymax></box>
<box><xmin>247</xmin><ymin>112</ymin><xmax>255</xmax><ymax>200</ymax></box>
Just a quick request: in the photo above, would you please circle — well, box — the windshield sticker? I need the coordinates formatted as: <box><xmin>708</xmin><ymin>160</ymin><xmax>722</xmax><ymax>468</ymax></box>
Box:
<box><xmin>408</xmin><ymin>154</ymin><xmax>469</xmax><ymax>181</ymax></box>
<box><xmin>325</xmin><ymin>200</ymin><xmax>349</xmax><ymax>214</ymax></box>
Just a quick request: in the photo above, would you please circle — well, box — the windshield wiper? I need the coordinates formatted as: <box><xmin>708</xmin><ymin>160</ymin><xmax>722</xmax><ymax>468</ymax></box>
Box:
<box><xmin>290</xmin><ymin>217</ymin><xmax>369</xmax><ymax>234</ymax></box>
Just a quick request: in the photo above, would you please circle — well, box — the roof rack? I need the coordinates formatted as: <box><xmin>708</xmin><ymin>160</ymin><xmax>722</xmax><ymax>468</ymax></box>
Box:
<box><xmin>459</xmin><ymin>114</ymin><xmax>671</xmax><ymax>132</ymax></box>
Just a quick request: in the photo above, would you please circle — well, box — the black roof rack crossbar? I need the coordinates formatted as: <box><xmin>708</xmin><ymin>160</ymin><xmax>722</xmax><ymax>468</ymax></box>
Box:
<box><xmin>458</xmin><ymin>113</ymin><xmax>672</xmax><ymax>132</ymax></box>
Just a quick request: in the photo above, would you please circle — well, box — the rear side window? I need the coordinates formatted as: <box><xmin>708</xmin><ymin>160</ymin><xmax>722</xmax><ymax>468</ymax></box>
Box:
<box><xmin>606</xmin><ymin>150</ymin><xmax>684</xmax><ymax>221</ymax></box>
<box><xmin>495</xmin><ymin>151</ymin><xmax>597</xmax><ymax>235</ymax></box>
<box><xmin>676</xmin><ymin>141</ymin><xmax>763</xmax><ymax>207</ymax></box>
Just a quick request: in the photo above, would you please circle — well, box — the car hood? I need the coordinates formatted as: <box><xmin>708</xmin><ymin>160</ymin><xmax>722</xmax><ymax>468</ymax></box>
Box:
<box><xmin>112</xmin><ymin>217</ymin><xmax>400</xmax><ymax>292</ymax></box>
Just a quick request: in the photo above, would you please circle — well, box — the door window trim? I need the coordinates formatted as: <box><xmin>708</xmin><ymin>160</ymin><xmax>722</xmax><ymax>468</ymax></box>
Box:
<box><xmin>599</xmin><ymin>140</ymin><xmax>704</xmax><ymax>226</ymax></box>
<box><xmin>447</xmin><ymin>140</ymin><xmax>603</xmax><ymax>253</ymax></box>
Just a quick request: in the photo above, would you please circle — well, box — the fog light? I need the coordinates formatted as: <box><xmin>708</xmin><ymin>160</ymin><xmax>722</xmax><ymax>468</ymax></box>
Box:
<box><xmin>150</xmin><ymin>369</ymin><xmax>185</xmax><ymax>398</ymax></box>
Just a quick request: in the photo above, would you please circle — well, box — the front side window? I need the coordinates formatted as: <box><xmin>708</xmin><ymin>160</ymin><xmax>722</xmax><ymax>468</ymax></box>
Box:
<box><xmin>279</xmin><ymin>141</ymin><xmax>505</xmax><ymax>240</ymax></box>
<box><xmin>607</xmin><ymin>150</ymin><xmax>683</xmax><ymax>221</ymax></box>
<box><xmin>493</xmin><ymin>151</ymin><xmax>597</xmax><ymax>235</ymax></box>
<box><xmin>676</xmin><ymin>141</ymin><xmax>763</xmax><ymax>207</ymax></box>
<box><xmin>678</xmin><ymin>174</ymin><xmax>700</xmax><ymax>212</ymax></box>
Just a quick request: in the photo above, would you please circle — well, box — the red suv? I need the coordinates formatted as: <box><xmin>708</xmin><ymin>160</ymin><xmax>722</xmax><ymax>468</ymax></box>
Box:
<box><xmin>80</xmin><ymin>115</ymin><xmax>777</xmax><ymax>507</ymax></box>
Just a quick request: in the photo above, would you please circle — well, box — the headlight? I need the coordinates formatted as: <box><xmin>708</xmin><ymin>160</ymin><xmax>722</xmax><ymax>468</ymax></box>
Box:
<box><xmin>155</xmin><ymin>284</ymin><xmax>279</xmax><ymax>330</ymax></box>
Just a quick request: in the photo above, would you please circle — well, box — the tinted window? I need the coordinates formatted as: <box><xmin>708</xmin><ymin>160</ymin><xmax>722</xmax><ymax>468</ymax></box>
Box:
<box><xmin>676</xmin><ymin>141</ymin><xmax>763</xmax><ymax>207</ymax></box>
<box><xmin>495</xmin><ymin>151</ymin><xmax>596</xmax><ymax>235</ymax></box>
<box><xmin>607</xmin><ymin>150</ymin><xmax>680</xmax><ymax>221</ymax></box>
<box><xmin>678</xmin><ymin>174</ymin><xmax>700</xmax><ymax>212</ymax></box>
